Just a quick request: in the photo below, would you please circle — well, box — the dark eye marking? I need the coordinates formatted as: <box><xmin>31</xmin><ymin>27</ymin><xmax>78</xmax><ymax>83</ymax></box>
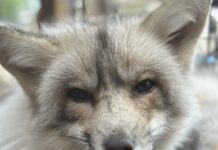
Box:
<box><xmin>67</xmin><ymin>88</ymin><xmax>93</xmax><ymax>103</ymax></box>
<box><xmin>134</xmin><ymin>79</ymin><xmax>156</xmax><ymax>95</ymax></box>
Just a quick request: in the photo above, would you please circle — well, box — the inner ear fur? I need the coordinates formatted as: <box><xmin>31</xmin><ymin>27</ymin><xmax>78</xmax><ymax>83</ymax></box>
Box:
<box><xmin>0</xmin><ymin>25</ymin><xmax>57</xmax><ymax>98</ymax></box>
<box><xmin>141</xmin><ymin>0</ymin><xmax>211</xmax><ymax>71</ymax></box>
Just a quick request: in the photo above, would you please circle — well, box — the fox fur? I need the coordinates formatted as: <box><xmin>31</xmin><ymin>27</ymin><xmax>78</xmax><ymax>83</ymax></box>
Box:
<box><xmin>0</xmin><ymin>0</ymin><xmax>214</xmax><ymax>150</ymax></box>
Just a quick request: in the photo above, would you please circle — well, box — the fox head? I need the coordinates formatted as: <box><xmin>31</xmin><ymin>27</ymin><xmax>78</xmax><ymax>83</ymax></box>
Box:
<box><xmin>0</xmin><ymin>0</ymin><xmax>211</xmax><ymax>150</ymax></box>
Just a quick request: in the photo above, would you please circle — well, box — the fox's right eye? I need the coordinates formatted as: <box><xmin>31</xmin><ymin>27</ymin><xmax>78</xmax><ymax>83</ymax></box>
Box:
<box><xmin>134</xmin><ymin>79</ymin><xmax>156</xmax><ymax>95</ymax></box>
<box><xmin>67</xmin><ymin>88</ymin><xmax>93</xmax><ymax>102</ymax></box>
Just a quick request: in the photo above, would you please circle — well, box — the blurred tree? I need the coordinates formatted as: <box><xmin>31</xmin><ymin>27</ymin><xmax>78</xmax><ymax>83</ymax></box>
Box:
<box><xmin>81</xmin><ymin>0</ymin><xmax>87</xmax><ymax>18</ymax></box>
<box><xmin>213</xmin><ymin>0</ymin><xmax>218</xmax><ymax>6</ymax></box>
<box><xmin>86</xmin><ymin>0</ymin><xmax>117</xmax><ymax>17</ymax></box>
<box><xmin>88</xmin><ymin>0</ymin><xmax>108</xmax><ymax>16</ymax></box>
<box><xmin>37</xmin><ymin>0</ymin><xmax>55</xmax><ymax>24</ymax></box>
<box><xmin>37</xmin><ymin>0</ymin><xmax>70</xmax><ymax>26</ymax></box>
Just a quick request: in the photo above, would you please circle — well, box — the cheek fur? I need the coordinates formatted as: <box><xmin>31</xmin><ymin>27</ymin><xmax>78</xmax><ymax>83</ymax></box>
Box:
<box><xmin>134</xmin><ymin>89</ymin><xmax>166</xmax><ymax>113</ymax></box>
<box><xmin>65</xmin><ymin>102</ymin><xmax>95</xmax><ymax>121</ymax></box>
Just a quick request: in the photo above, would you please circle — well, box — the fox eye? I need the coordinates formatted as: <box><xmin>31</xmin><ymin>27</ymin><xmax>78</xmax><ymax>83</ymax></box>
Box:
<box><xmin>67</xmin><ymin>88</ymin><xmax>93</xmax><ymax>102</ymax></box>
<box><xmin>134</xmin><ymin>80</ymin><xmax>156</xmax><ymax>94</ymax></box>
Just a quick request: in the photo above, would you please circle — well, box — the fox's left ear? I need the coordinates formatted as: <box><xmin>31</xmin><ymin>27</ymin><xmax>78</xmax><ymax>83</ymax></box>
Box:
<box><xmin>141</xmin><ymin>0</ymin><xmax>211</xmax><ymax>70</ymax></box>
<box><xmin>0</xmin><ymin>25</ymin><xmax>58</xmax><ymax>98</ymax></box>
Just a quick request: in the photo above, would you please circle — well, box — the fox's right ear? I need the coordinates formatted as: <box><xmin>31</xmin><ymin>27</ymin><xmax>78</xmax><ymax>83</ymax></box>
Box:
<box><xmin>140</xmin><ymin>0</ymin><xmax>211</xmax><ymax>71</ymax></box>
<box><xmin>0</xmin><ymin>25</ymin><xmax>58</xmax><ymax>98</ymax></box>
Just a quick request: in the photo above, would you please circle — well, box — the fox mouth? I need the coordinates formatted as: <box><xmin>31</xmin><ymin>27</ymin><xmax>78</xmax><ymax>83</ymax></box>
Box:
<box><xmin>64</xmin><ymin>133</ymin><xmax>153</xmax><ymax>150</ymax></box>
<box><xmin>64</xmin><ymin>132</ymin><xmax>135</xmax><ymax>150</ymax></box>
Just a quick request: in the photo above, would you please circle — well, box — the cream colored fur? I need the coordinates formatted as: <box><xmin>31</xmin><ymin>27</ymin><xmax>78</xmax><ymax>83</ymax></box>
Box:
<box><xmin>0</xmin><ymin>0</ymin><xmax>213</xmax><ymax>150</ymax></box>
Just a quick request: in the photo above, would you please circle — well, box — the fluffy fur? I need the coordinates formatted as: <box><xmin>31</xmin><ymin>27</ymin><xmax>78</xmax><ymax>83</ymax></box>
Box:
<box><xmin>0</xmin><ymin>0</ymin><xmax>212</xmax><ymax>150</ymax></box>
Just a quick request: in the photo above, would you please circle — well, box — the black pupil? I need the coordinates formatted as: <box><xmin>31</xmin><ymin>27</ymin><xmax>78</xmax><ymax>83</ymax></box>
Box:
<box><xmin>135</xmin><ymin>80</ymin><xmax>154</xmax><ymax>94</ymax></box>
<box><xmin>68</xmin><ymin>88</ymin><xmax>92</xmax><ymax>101</ymax></box>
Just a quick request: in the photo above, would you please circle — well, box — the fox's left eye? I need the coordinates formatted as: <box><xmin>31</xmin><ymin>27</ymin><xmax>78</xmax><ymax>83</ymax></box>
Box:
<box><xmin>67</xmin><ymin>88</ymin><xmax>93</xmax><ymax>102</ymax></box>
<box><xmin>134</xmin><ymin>79</ymin><xmax>156</xmax><ymax>94</ymax></box>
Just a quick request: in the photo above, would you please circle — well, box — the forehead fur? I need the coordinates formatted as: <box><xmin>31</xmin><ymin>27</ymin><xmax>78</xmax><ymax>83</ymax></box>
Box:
<box><xmin>43</xmin><ymin>18</ymin><xmax>180</xmax><ymax>88</ymax></box>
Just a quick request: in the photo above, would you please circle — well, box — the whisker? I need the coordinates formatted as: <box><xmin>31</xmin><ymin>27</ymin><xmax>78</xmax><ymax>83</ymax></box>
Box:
<box><xmin>54</xmin><ymin>128</ymin><xmax>92</xmax><ymax>144</ymax></box>
<box><xmin>71</xmin><ymin>129</ymin><xmax>92</xmax><ymax>143</ymax></box>
<box><xmin>146</xmin><ymin>123</ymin><xmax>185</xmax><ymax>144</ymax></box>
<box><xmin>60</xmin><ymin>134</ymin><xmax>90</xmax><ymax>143</ymax></box>
<box><xmin>145</xmin><ymin>123</ymin><xmax>169</xmax><ymax>137</ymax></box>
<box><xmin>144</xmin><ymin>122</ymin><xmax>174</xmax><ymax>142</ymax></box>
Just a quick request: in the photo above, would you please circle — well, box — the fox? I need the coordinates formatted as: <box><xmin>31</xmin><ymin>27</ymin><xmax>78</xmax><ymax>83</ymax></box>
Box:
<box><xmin>0</xmin><ymin>0</ymin><xmax>214</xmax><ymax>150</ymax></box>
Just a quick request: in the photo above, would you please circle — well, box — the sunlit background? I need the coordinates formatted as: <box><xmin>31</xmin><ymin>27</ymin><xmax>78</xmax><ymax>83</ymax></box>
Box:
<box><xmin>0</xmin><ymin>0</ymin><xmax>218</xmax><ymax>96</ymax></box>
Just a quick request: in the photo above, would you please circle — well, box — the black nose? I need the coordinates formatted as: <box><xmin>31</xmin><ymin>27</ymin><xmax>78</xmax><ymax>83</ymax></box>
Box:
<box><xmin>104</xmin><ymin>134</ymin><xmax>134</xmax><ymax>150</ymax></box>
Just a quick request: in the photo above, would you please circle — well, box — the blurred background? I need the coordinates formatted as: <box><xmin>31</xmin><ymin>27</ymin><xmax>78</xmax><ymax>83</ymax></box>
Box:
<box><xmin>0</xmin><ymin>0</ymin><xmax>218</xmax><ymax>96</ymax></box>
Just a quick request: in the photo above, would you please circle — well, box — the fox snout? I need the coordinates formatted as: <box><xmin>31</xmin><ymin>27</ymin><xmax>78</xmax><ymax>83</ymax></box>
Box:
<box><xmin>104</xmin><ymin>133</ymin><xmax>134</xmax><ymax>150</ymax></box>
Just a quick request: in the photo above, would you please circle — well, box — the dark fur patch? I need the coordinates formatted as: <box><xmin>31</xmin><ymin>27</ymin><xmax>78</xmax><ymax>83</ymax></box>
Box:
<box><xmin>97</xmin><ymin>28</ymin><xmax>108</xmax><ymax>50</ymax></box>
<box><xmin>96</xmin><ymin>28</ymin><xmax>124</xmax><ymax>88</ymax></box>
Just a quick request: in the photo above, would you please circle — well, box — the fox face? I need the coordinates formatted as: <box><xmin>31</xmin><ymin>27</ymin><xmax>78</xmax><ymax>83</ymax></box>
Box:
<box><xmin>0</xmin><ymin>0</ymin><xmax>211</xmax><ymax>150</ymax></box>
<box><xmin>32</xmin><ymin>25</ymin><xmax>183</xmax><ymax>150</ymax></box>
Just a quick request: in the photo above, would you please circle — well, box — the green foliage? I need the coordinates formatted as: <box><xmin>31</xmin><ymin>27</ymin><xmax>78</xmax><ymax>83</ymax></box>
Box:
<box><xmin>0</xmin><ymin>0</ymin><xmax>27</xmax><ymax>22</ymax></box>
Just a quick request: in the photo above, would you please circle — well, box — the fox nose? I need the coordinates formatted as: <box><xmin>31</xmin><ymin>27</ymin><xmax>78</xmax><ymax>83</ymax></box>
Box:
<box><xmin>104</xmin><ymin>134</ymin><xmax>134</xmax><ymax>150</ymax></box>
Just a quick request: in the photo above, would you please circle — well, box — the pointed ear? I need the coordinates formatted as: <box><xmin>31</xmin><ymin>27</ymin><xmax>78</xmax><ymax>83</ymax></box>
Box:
<box><xmin>141</xmin><ymin>0</ymin><xmax>211</xmax><ymax>70</ymax></box>
<box><xmin>0</xmin><ymin>25</ymin><xmax>58</xmax><ymax>98</ymax></box>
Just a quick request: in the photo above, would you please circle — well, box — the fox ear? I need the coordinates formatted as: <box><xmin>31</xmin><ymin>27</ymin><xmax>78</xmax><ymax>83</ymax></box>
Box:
<box><xmin>0</xmin><ymin>25</ymin><xmax>57</xmax><ymax>98</ymax></box>
<box><xmin>141</xmin><ymin>0</ymin><xmax>211</xmax><ymax>70</ymax></box>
